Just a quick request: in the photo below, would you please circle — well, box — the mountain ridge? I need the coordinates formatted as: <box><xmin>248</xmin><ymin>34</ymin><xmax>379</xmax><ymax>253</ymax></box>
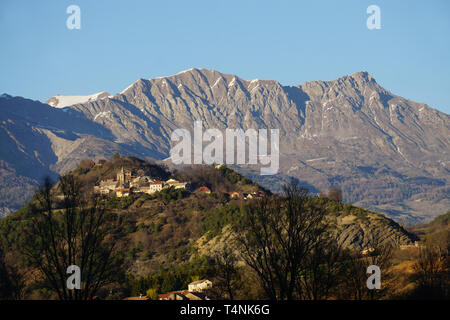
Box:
<box><xmin>1</xmin><ymin>69</ymin><xmax>449</xmax><ymax>224</ymax></box>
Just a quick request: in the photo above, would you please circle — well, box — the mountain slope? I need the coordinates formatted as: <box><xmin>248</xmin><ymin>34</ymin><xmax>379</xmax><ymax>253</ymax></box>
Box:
<box><xmin>0</xmin><ymin>95</ymin><xmax>156</xmax><ymax>216</ymax></box>
<box><xmin>68</xmin><ymin>69</ymin><xmax>449</xmax><ymax>224</ymax></box>
<box><xmin>1</xmin><ymin>69</ymin><xmax>449</xmax><ymax>223</ymax></box>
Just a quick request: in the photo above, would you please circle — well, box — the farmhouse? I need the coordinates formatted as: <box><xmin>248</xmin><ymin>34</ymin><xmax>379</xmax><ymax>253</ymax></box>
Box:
<box><xmin>149</xmin><ymin>181</ymin><xmax>164</xmax><ymax>193</ymax></box>
<box><xmin>188</xmin><ymin>279</ymin><xmax>212</xmax><ymax>292</ymax></box>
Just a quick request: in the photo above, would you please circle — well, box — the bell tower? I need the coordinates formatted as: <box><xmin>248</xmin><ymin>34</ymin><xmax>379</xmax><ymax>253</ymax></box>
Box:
<box><xmin>117</xmin><ymin>167</ymin><xmax>125</xmax><ymax>185</ymax></box>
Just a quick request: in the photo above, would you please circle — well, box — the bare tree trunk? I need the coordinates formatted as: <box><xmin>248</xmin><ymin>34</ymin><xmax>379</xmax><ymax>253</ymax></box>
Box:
<box><xmin>20</xmin><ymin>175</ymin><xmax>122</xmax><ymax>300</ymax></box>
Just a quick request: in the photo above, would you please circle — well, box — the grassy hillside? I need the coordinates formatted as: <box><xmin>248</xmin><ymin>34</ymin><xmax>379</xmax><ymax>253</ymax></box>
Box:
<box><xmin>0</xmin><ymin>155</ymin><xmax>423</xmax><ymax>299</ymax></box>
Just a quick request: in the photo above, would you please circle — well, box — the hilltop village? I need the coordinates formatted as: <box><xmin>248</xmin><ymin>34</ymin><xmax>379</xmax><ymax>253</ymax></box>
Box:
<box><xmin>94</xmin><ymin>167</ymin><xmax>190</xmax><ymax>197</ymax></box>
<box><xmin>93</xmin><ymin>165</ymin><xmax>264</xmax><ymax>200</ymax></box>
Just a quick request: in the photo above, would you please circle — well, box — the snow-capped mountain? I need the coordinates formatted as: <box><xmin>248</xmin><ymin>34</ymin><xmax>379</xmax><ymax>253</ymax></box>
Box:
<box><xmin>1</xmin><ymin>69</ymin><xmax>449</xmax><ymax>224</ymax></box>
<box><xmin>45</xmin><ymin>91</ymin><xmax>111</xmax><ymax>108</ymax></box>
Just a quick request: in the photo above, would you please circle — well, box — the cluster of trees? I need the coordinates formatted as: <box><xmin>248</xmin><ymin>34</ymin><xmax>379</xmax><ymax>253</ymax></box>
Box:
<box><xmin>228</xmin><ymin>183</ymin><xmax>394</xmax><ymax>300</ymax></box>
<box><xmin>175</xmin><ymin>165</ymin><xmax>257</xmax><ymax>194</ymax></box>
<box><xmin>319</xmin><ymin>187</ymin><xmax>343</xmax><ymax>203</ymax></box>
<box><xmin>0</xmin><ymin>177</ymin><xmax>395</xmax><ymax>300</ymax></box>
<box><xmin>126</xmin><ymin>255</ymin><xmax>215</xmax><ymax>298</ymax></box>
<box><xmin>410</xmin><ymin>230</ymin><xmax>450</xmax><ymax>299</ymax></box>
<box><xmin>0</xmin><ymin>175</ymin><xmax>125</xmax><ymax>300</ymax></box>
<box><xmin>201</xmin><ymin>203</ymin><xmax>240</xmax><ymax>239</ymax></box>
<box><xmin>155</xmin><ymin>188</ymin><xmax>189</xmax><ymax>204</ymax></box>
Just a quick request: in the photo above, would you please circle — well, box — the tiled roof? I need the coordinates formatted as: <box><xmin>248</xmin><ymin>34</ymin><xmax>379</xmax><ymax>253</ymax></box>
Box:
<box><xmin>123</xmin><ymin>296</ymin><xmax>149</xmax><ymax>300</ymax></box>
<box><xmin>158</xmin><ymin>290</ymin><xmax>189</xmax><ymax>299</ymax></box>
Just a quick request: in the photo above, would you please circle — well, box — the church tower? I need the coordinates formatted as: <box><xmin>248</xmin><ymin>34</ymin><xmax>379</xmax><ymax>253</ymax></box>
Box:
<box><xmin>117</xmin><ymin>167</ymin><xmax>125</xmax><ymax>185</ymax></box>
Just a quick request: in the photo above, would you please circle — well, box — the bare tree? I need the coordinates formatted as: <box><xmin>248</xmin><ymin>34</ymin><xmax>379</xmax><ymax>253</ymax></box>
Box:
<box><xmin>339</xmin><ymin>250</ymin><xmax>369</xmax><ymax>300</ymax></box>
<box><xmin>211</xmin><ymin>245</ymin><xmax>241</xmax><ymax>300</ymax></box>
<box><xmin>300</xmin><ymin>240</ymin><xmax>345</xmax><ymax>300</ymax></box>
<box><xmin>233</xmin><ymin>182</ymin><xmax>329</xmax><ymax>300</ymax></box>
<box><xmin>412</xmin><ymin>234</ymin><xmax>449</xmax><ymax>298</ymax></box>
<box><xmin>21</xmin><ymin>175</ymin><xmax>122</xmax><ymax>300</ymax></box>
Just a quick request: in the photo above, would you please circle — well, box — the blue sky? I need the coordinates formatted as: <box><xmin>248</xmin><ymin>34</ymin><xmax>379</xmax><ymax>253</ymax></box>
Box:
<box><xmin>0</xmin><ymin>0</ymin><xmax>449</xmax><ymax>113</ymax></box>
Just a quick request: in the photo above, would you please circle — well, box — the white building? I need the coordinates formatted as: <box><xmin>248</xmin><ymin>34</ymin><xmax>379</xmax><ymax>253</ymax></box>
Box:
<box><xmin>165</xmin><ymin>179</ymin><xmax>188</xmax><ymax>190</ymax></box>
<box><xmin>188</xmin><ymin>280</ymin><xmax>212</xmax><ymax>293</ymax></box>
<box><xmin>148</xmin><ymin>181</ymin><xmax>163</xmax><ymax>194</ymax></box>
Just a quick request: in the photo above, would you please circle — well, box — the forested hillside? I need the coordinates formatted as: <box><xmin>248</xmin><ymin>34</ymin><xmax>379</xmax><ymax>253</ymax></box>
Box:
<box><xmin>0</xmin><ymin>156</ymin><xmax>432</xmax><ymax>300</ymax></box>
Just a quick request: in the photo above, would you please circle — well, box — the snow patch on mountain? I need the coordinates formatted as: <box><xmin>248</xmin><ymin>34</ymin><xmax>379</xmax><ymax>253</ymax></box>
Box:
<box><xmin>46</xmin><ymin>92</ymin><xmax>111</xmax><ymax>108</ymax></box>
<box><xmin>93</xmin><ymin>111</ymin><xmax>112</xmax><ymax>121</ymax></box>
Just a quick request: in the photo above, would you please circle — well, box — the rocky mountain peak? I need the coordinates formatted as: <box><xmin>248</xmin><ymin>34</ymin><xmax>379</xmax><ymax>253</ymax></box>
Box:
<box><xmin>1</xmin><ymin>70</ymin><xmax>448</xmax><ymax>225</ymax></box>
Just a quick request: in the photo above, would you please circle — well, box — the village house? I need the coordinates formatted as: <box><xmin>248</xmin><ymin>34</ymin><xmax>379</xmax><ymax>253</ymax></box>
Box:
<box><xmin>229</xmin><ymin>191</ymin><xmax>242</xmax><ymax>199</ymax></box>
<box><xmin>188</xmin><ymin>279</ymin><xmax>212</xmax><ymax>292</ymax></box>
<box><xmin>165</xmin><ymin>179</ymin><xmax>189</xmax><ymax>190</ymax></box>
<box><xmin>197</xmin><ymin>186</ymin><xmax>211</xmax><ymax>194</ymax></box>
<box><xmin>156</xmin><ymin>280</ymin><xmax>212</xmax><ymax>300</ymax></box>
<box><xmin>116</xmin><ymin>188</ymin><xmax>130</xmax><ymax>198</ymax></box>
<box><xmin>96</xmin><ymin>179</ymin><xmax>117</xmax><ymax>195</ymax></box>
<box><xmin>124</xmin><ymin>280</ymin><xmax>212</xmax><ymax>301</ymax></box>
<box><xmin>149</xmin><ymin>181</ymin><xmax>164</xmax><ymax>193</ymax></box>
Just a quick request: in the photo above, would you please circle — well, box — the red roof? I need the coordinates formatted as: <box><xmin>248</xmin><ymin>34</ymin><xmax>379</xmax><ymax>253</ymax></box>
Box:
<box><xmin>158</xmin><ymin>290</ymin><xmax>189</xmax><ymax>299</ymax></box>
<box><xmin>198</xmin><ymin>187</ymin><xmax>211</xmax><ymax>192</ymax></box>
<box><xmin>123</xmin><ymin>296</ymin><xmax>149</xmax><ymax>300</ymax></box>
<box><xmin>150</xmin><ymin>181</ymin><xmax>163</xmax><ymax>185</ymax></box>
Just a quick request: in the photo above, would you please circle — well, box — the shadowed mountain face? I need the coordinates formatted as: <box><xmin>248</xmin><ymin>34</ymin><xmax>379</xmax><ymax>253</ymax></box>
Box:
<box><xmin>1</xmin><ymin>69</ymin><xmax>449</xmax><ymax>224</ymax></box>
